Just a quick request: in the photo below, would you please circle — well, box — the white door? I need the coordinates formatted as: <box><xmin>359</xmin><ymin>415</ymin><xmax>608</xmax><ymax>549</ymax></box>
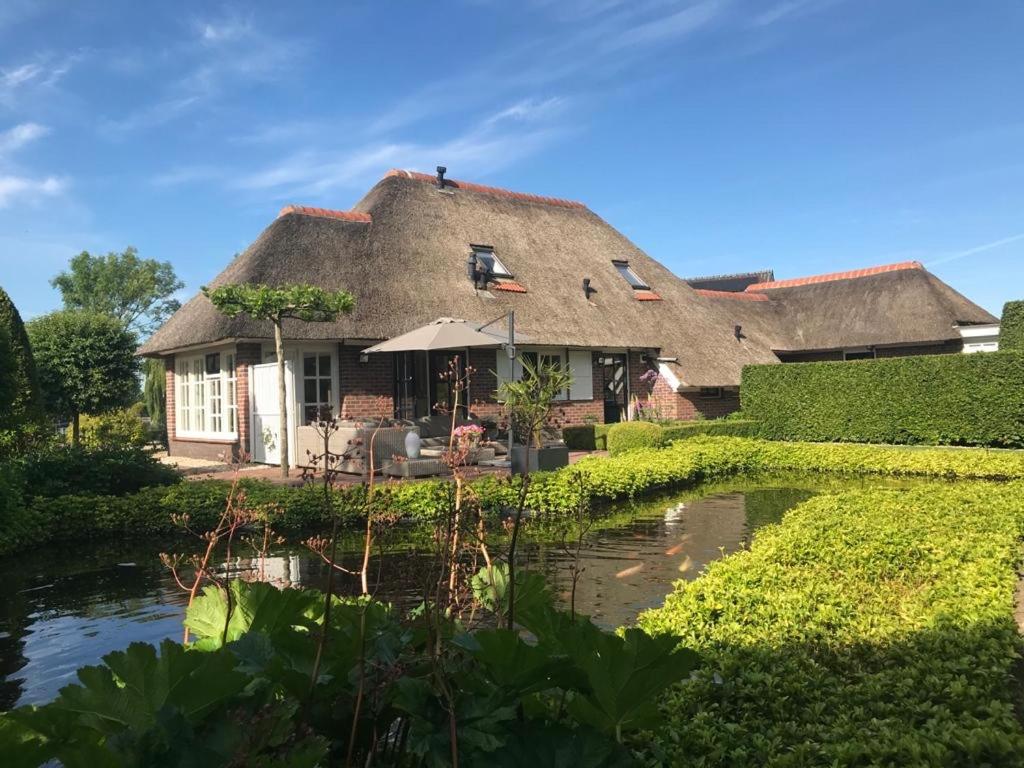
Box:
<box><xmin>249</xmin><ymin>361</ymin><xmax>295</xmax><ymax>466</ymax></box>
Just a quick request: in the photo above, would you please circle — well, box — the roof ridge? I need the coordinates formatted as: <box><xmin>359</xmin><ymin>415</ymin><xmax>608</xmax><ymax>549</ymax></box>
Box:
<box><xmin>278</xmin><ymin>205</ymin><xmax>372</xmax><ymax>223</ymax></box>
<box><xmin>385</xmin><ymin>169</ymin><xmax>586</xmax><ymax>209</ymax></box>
<box><xmin>686</xmin><ymin>269</ymin><xmax>774</xmax><ymax>283</ymax></box>
<box><xmin>695</xmin><ymin>288</ymin><xmax>770</xmax><ymax>302</ymax></box>
<box><xmin>746</xmin><ymin>261</ymin><xmax>924</xmax><ymax>292</ymax></box>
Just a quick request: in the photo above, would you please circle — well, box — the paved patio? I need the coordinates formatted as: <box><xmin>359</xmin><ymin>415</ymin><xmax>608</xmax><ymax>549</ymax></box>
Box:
<box><xmin>156</xmin><ymin>450</ymin><xmax>606</xmax><ymax>486</ymax></box>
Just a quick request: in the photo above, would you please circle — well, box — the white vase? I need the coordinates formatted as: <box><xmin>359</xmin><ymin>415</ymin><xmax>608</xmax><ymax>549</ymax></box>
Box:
<box><xmin>405</xmin><ymin>430</ymin><xmax>421</xmax><ymax>459</ymax></box>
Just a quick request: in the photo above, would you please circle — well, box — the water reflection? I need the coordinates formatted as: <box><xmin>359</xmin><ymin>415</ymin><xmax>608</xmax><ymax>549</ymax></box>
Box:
<box><xmin>0</xmin><ymin>482</ymin><xmax>818</xmax><ymax>709</ymax></box>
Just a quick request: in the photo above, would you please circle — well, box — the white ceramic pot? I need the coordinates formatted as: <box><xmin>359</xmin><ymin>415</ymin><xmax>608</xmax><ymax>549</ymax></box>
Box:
<box><xmin>404</xmin><ymin>430</ymin><xmax>422</xmax><ymax>459</ymax></box>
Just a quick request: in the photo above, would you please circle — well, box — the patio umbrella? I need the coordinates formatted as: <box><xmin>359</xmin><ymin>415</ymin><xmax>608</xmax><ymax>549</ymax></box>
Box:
<box><xmin>360</xmin><ymin>316</ymin><xmax>528</xmax><ymax>354</ymax></box>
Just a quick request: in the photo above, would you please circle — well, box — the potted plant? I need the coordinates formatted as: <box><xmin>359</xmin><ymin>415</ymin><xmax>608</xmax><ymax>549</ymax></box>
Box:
<box><xmin>452</xmin><ymin>423</ymin><xmax>485</xmax><ymax>462</ymax></box>
<box><xmin>498</xmin><ymin>356</ymin><xmax>573</xmax><ymax>475</ymax></box>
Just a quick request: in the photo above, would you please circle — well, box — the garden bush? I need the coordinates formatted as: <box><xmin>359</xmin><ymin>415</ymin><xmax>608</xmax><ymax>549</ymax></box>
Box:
<box><xmin>638</xmin><ymin>482</ymin><xmax>1024</xmax><ymax>766</ymax></box>
<box><xmin>5</xmin><ymin>437</ymin><xmax>1024</xmax><ymax>556</ymax></box>
<box><xmin>741</xmin><ymin>351</ymin><xmax>1024</xmax><ymax>447</ymax></box>
<box><xmin>661</xmin><ymin>419</ymin><xmax>759</xmax><ymax>442</ymax></box>
<box><xmin>17</xmin><ymin>444</ymin><xmax>179</xmax><ymax>497</ymax></box>
<box><xmin>1001</xmin><ymin>300</ymin><xmax>1024</xmax><ymax>351</ymax></box>
<box><xmin>562</xmin><ymin>424</ymin><xmax>598</xmax><ymax>450</ymax></box>
<box><xmin>76</xmin><ymin>403</ymin><xmax>149</xmax><ymax>449</ymax></box>
<box><xmin>606</xmin><ymin>421</ymin><xmax>665</xmax><ymax>455</ymax></box>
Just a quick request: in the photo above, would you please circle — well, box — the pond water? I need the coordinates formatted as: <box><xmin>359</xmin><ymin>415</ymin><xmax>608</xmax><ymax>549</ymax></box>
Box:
<box><xmin>0</xmin><ymin>475</ymin><xmax>898</xmax><ymax>709</ymax></box>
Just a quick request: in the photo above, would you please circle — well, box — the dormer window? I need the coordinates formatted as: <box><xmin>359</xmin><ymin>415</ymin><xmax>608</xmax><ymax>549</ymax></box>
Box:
<box><xmin>472</xmin><ymin>246</ymin><xmax>513</xmax><ymax>278</ymax></box>
<box><xmin>613</xmin><ymin>259</ymin><xmax>649</xmax><ymax>290</ymax></box>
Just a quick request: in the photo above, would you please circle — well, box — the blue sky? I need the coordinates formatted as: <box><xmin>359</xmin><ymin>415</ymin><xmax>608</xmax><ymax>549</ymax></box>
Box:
<box><xmin>1</xmin><ymin>0</ymin><xmax>1022</xmax><ymax>322</ymax></box>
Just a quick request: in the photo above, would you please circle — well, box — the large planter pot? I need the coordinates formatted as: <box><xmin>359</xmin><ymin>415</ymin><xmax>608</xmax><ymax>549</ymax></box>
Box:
<box><xmin>510</xmin><ymin>444</ymin><xmax>570</xmax><ymax>475</ymax></box>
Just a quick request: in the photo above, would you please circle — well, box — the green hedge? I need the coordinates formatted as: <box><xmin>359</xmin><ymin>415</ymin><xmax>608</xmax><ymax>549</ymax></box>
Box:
<box><xmin>661</xmin><ymin>419</ymin><xmax>759</xmax><ymax>442</ymax></box>
<box><xmin>562</xmin><ymin>423</ymin><xmax>613</xmax><ymax>451</ymax></box>
<box><xmin>639</xmin><ymin>481</ymin><xmax>1024</xmax><ymax>765</ymax></box>
<box><xmin>741</xmin><ymin>351</ymin><xmax>1024</xmax><ymax>447</ymax></box>
<box><xmin>6</xmin><ymin>437</ymin><xmax>1024</xmax><ymax>556</ymax></box>
<box><xmin>1001</xmin><ymin>300</ymin><xmax>1024</xmax><ymax>352</ymax></box>
<box><xmin>606</xmin><ymin>421</ymin><xmax>666</xmax><ymax>455</ymax></box>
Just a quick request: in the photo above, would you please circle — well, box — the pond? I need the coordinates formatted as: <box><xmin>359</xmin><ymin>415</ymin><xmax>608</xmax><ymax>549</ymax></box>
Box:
<box><xmin>0</xmin><ymin>474</ymin><xmax>907</xmax><ymax>709</ymax></box>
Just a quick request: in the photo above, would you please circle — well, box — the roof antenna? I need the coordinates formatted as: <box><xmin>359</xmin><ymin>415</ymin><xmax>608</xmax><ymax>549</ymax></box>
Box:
<box><xmin>436</xmin><ymin>165</ymin><xmax>447</xmax><ymax>189</ymax></box>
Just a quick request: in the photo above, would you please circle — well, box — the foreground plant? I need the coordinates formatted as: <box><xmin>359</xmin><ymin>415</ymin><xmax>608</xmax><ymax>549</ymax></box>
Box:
<box><xmin>0</xmin><ymin>566</ymin><xmax>698</xmax><ymax>767</ymax></box>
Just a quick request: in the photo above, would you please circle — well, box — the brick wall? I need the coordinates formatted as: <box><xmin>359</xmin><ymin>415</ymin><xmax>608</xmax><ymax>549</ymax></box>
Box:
<box><xmin>235</xmin><ymin>343</ymin><xmax>261</xmax><ymax>457</ymax></box>
<box><xmin>629</xmin><ymin>350</ymin><xmax>742</xmax><ymax>421</ymax></box>
<box><xmin>339</xmin><ymin>344</ymin><xmax>393</xmax><ymax>419</ymax></box>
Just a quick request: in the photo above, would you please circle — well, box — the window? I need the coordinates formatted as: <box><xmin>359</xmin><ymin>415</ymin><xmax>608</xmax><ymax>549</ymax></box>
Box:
<box><xmin>521</xmin><ymin>350</ymin><xmax>568</xmax><ymax>401</ymax></box>
<box><xmin>843</xmin><ymin>349</ymin><xmax>876</xmax><ymax>361</ymax></box>
<box><xmin>301</xmin><ymin>353</ymin><xmax>334</xmax><ymax>424</ymax></box>
<box><xmin>613</xmin><ymin>260</ymin><xmax>649</xmax><ymax>290</ymax></box>
<box><xmin>394</xmin><ymin>351</ymin><xmax>430</xmax><ymax>419</ymax></box>
<box><xmin>472</xmin><ymin>246</ymin><xmax>512</xmax><ymax>278</ymax></box>
<box><xmin>698</xmin><ymin>387</ymin><xmax>723</xmax><ymax>399</ymax></box>
<box><xmin>174</xmin><ymin>350</ymin><xmax>237</xmax><ymax>437</ymax></box>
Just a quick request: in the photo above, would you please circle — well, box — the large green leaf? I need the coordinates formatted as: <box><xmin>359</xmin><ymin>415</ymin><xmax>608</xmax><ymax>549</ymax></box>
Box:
<box><xmin>184</xmin><ymin>581</ymin><xmax>322</xmax><ymax>649</ymax></box>
<box><xmin>484</xmin><ymin>722</ymin><xmax>637</xmax><ymax>768</ymax></box>
<box><xmin>565</xmin><ymin>628</ymin><xmax>699</xmax><ymax>738</ymax></box>
<box><xmin>454</xmin><ymin>628</ymin><xmax>581</xmax><ymax>695</ymax></box>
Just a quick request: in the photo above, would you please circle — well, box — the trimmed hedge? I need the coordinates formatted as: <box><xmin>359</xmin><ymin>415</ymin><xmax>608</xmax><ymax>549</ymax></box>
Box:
<box><xmin>661</xmin><ymin>419</ymin><xmax>759</xmax><ymax>442</ymax></box>
<box><xmin>562</xmin><ymin>423</ymin><xmax>613</xmax><ymax>451</ymax></box>
<box><xmin>6</xmin><ymin>437</ymin><xmax>1024</xmax><ymax>556</ymax></box>
<box><xmin>741</xmin><ymin>351</ymin><xmax>1024</xmax><ymax>447</ymax></box>
<box><xmin>1001</xmin><ymin>300</ymin><xmax>1024</xmax><ymax>352</ymax></box>
<box><xmin>606</xmin><ymin>421</ymin><xmax>666</xmax><ymax>455</ymax></box>
<box><xmin>639</xmin><ymin>482</ymin><xmax>1024</xmax><ymax>765</ymax></box>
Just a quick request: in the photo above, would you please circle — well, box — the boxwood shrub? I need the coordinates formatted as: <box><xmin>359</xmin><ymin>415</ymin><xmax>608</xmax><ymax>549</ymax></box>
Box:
<box><xmin>606</xmin><ymin>421</ymin><xmax>666</xmax><ymax>455</ymax></box>
<box><xmin>562</xmin><ymin>423</ymin><xmax>613</xmax><ymax>451</ymax></box>
<box><xmin>741</xmin><ymin>351</ymin><xmax>1024</xmax><ymax>447</ymax></box>
<box><xmin>5</xmin><ymin>437</ymin><xmax>1024</xmax><ymax>555</ymax></box>
<box><xmin>639</xmin><ymin>482</ymin><xmax>1024</xmax><ymax>765</ymax></box>
<box><xmin>661</xmin><ymin>419</ymin><xmax>759</xmax><ymax>442</ymax></box>
<box><xmin>1001</xmin><ymin>300</ymin><xmax>1024</xmax><ymax>352</ymax></box>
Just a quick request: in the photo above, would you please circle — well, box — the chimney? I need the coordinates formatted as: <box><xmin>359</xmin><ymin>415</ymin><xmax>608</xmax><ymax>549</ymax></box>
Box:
<box><xmin>436</xmin><ymin>165</ymin><xmax>447</xmax><ymax>189</ymax></box>
<box><xmin>583</xmin><ymin>278</ymin><xmax>593</xmax><ymax>299</ymax></box>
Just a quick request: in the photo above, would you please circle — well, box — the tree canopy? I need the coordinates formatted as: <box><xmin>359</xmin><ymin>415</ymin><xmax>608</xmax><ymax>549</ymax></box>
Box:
<box><xmin>51</xmin><ymin>247</ymin><xmax>184</xmax><ymax>336</ymax></box>
<box><xmin>27</xmin><ymin>310</ymin><xmax>140</xmax><ymax>443</ymax></box>
<box><xmin>202</xmin><ymin>283</ymin><xmax>355</xmax><ymax>323</ymax></box>
<box><xmin>0</xmin><ymin>285</ymin><xmax>43</xmax><ymax>428</ymax></box>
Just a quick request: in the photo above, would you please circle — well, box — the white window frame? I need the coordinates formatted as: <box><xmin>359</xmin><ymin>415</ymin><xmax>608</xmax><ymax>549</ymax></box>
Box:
<box><xmin>174</xmin><ymin>345</ymin><xmax>238</xmax><ymax>439</ymax></box>
<box><xmin>296</xmin><ymin>345</ymin><xmax>339</xmax><ymax>425</ymax></box>
<box><xmin>472</xmin><ymin>246</ymin><xmax>513</xmax><ymax>278</ymax></box>
<box><xmin>612</xmin><ymin>259</ymin><xmax>650</xmax><ymax>290</ymax></box>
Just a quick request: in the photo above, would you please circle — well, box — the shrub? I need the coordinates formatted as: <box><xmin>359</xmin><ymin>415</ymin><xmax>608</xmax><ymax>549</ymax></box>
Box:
<box><xmin>77</xmin><ymin>403</ymin><xmax>149</xmax><ymax>449</ymax></box>
<box><xmin>18</xmin><ymin>444</ymin><xmax>179</xmax><ymax>497</ymax></box>
<box><xmin>661</xmin><ymin>419</ymin><xmax>759</xmax><ymax>442</ymax></box>
<box><xmin>741</xmin><ymin>352</ymin><xmax>1024</xmax><ymax>447</ymax></box>
<box><xmin>1001</xmin><ymin>300</ymin><xmax>1024</xmax><ymax>352</ymax></box>
<box><xmin>639</xmin><ymin>482</ymin><xmax>1024</xmax><ymax>765</ymax></box>
<box><xmin>562</xmin><ymin>424</ymin><xmax>597</xmax><ymax>450</ymax></box>
<box><xmin>606</xmin><ymin>421</ymin><xmax>665</xmax><ymax>456</ymax></box>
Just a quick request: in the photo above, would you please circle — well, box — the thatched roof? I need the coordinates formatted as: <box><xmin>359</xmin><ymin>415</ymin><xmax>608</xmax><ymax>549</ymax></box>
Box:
<box><xmin>697</xmin><ymin>261</ymin><xmax>997</xmax><ymax>353</ymax></box>
<box><xmin>140</xmin><ymin>170</ymin><xmax>780</xmax><ymax>386</ymax></box>
<box><xmin>685</xmin><ymin>270</ymin><xmax>774</xmax><ymax>292</ymax></box>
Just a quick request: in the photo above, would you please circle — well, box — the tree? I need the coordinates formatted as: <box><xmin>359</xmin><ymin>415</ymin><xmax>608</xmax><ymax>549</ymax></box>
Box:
<box><xmin>143</xmin><ymin>358</ymin><xmax>167</xmax><ymax>445</ymax></box>
<box><xmin>1000</xmin><ymin>300</ymin><xmax>1024</xmax><ymax>352</ymax></box>
<box><xmin>0</xmin><ymin>326</ymin><xmax>16</xmax><ymax>418</ymax></box>
<box><xmin>27</xmin><ymin>311</ymin><xmax>139</xmax><ymax>445</ymax></box>
<box><xmin>0</xmin><ymin>285</ymin><xmax>44</xmax><ymax>430</ymax></box>
<box><xmin>50</xmin><ymin>247</ymin><xmax>184</xmax><ymax>336</ymax></box>
<box><xmin>203</xmin><ymin>284</ymin><xmax>355</xmax><ymax>477</ymax></box>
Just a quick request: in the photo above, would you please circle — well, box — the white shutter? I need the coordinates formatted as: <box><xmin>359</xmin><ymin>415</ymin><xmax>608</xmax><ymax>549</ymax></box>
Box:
<box><xmin>568</xmin><ymin>350</ymin><xmax>594</xmax><ymax>401</ymax></box>
<box><xmin>495</xmin><ymin>348</ymin><xmax>513</xmax><ymax>401</ymax></box>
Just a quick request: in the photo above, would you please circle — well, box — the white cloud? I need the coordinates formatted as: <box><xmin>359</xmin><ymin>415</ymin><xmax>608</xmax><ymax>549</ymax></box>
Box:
<box><xmin>926</xmin><ymin>233</ymin><xmax>1024</xmax><ymax>267</ymax></box>
<box><xmin>0</xmin><ymin>122</ymin><xmax>49</xmax><ymax>155</ymax></box>
<box><xmin>196</xmin><ymin>14</ymin><xmax>253</xmax><ymax>44</ymax></box>
<box><xmin>749</xmin><ymin>0</ymin><xmax>843</xmax><ymax>27</ymax></box>
<box><xmin>0</xmin><ymin>175</ymin><xmax>65</xmax><ymax>208</ymax></box>
<box><xmin>605</xmin><ymin>0</ymin><xmax>727</xmax><ymax>51</ymax></box>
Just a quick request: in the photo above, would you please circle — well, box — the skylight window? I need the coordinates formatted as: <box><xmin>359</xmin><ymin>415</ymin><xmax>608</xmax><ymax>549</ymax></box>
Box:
<box><xmin>472</xmin><ymin>246</ymin><xmax>512</xmax><ymax>278</ymax></box>
<box><xmin>613</xmin><ymin>260</ymin><xmax>649</xmax><ymax>290</ymax></box>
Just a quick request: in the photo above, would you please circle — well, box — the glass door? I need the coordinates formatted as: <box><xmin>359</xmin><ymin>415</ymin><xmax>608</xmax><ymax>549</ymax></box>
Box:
<box><xmin>600</xmin><ymin>354</ymin><xmax>627</xmax><ymax>424</ymax></box>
